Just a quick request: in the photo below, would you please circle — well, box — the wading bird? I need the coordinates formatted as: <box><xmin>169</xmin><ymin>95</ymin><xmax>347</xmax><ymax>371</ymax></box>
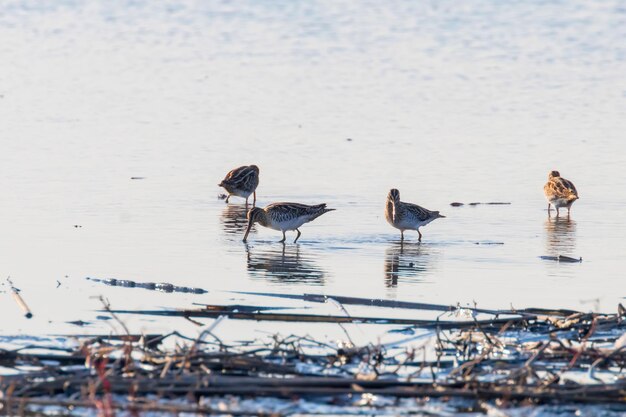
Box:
<box><xmin>544</xmin><ymin>170</ymin><xmax>579</xmax><ymax>216</ymax></box>
<box><xmin>218</xmin><ymin>165</ymin><xmax>260</xmax><ymax>206</ymax></box>
<box><xmin>243</xmin><ymin>203</ymin><xmax>335</xmax><ymax>243</ymax></box>
<box><xmin>385</xmin><ymin>188</ymin><xmax>444</xmax><ymax>242</ymax></box>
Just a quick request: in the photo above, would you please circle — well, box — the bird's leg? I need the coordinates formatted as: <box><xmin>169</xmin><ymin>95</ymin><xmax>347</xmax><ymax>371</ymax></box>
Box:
<box><xmin>567</xmin><ymin>207</ymin><xmax>571</xmax><ymax>217</ymax></box>
<box><xmin>418</xmin><ymin>230</ymin><xmax>423</xmax><ymax>242</ymax></box>
<box><xmin>556</xmin><ymin>207</ymin><xmax>560</xmax><ymax>217</ymax></box>
<box><xmin>253</xmin><ymin>191</ymin><xmax>257</xmax><ymax>207</ymax></box>
<box><xmin>279</xmin><ymin>230</ymin><xmax>286</xmax><ymax>243</ymax></box>
<box><xmin>547</xmin><ymin>203</ymin><xmax>551</xmax><ymax>215</ymax></box>
<box><xmin>294</xmin><ymin>228</ymin><xmax>302</xmax><ymax>243</ymax></box>
<box><xmin>245</xmin><ymin>197</ymin><xmax>249</xmax><ymax>208</ymax></box>
<box><xmin>225</xmin><ymin>195</ymin><xmax>230</xmax><ymax>203</ymax></box>
<box><xmin>400</xmin><ymin>230</ymin><xmax>404</xmax><ymax>242</ymax></box>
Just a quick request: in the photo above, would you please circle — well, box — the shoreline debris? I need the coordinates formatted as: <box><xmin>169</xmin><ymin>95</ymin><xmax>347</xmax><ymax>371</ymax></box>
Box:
<box><xmin>540</xmin><ymin>255</ymin><xmax>583</xmax><ymax>263</ymax></box>
<box><xmin>86</xmin><ymin>277</ymin><xmax>208</xmax><ymax>294</ymax></box>
<box><xmin>1</xmin><ymin>302</ymin><xmax>624</xmax><ymax>415</ymax></box>
<box><xmin>450</xmin><ymin>202</ymin><xmax>511</xmax><ymax>207</ymax></box>
<box><xmin>6</xmin><ymin>276</ymin><xmax>33</xmax><ymax>319</ymax></box>
<box><xmin>231</xmin><ymin>291</ymin><xmax>508</xmax><ymax>315</ymax></box>
<box><xmin>104</xmin><ymin>307</ymin><xmax>525</xmax><ymax>328</ymax></box>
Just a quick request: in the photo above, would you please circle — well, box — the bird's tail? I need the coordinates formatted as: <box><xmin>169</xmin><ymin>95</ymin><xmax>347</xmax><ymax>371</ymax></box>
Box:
<box><xmin>311</xmin><ymin>204</ymin><xmax>335</xmax><ymax>219</ymax></box>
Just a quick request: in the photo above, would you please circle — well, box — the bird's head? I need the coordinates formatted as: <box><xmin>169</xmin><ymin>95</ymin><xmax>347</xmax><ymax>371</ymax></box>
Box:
<box><xmin>387</xmin><ymin>188</ymin><xmax>400</xmax><ymax>203</ymax></box>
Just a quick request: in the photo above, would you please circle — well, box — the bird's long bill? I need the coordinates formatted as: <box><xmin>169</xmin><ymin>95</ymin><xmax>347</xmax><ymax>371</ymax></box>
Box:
<box><xmin>242</xmin><ymin>218</ymin><xmax>254</xmax><ymax>242</ymax></box>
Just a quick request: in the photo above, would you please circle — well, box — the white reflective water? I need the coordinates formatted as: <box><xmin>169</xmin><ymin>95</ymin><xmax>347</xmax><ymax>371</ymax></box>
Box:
<box><xmin>1</xmin><ymin>0</ymin><xmax>625</xmax><ymax>338</ymax></box>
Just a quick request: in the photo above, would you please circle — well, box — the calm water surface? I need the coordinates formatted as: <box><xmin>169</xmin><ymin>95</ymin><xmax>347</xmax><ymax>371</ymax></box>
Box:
<box><xmin>1</xmin><ymin>0</ymin><xmax>625</xmax><ymax>340</ymax></box>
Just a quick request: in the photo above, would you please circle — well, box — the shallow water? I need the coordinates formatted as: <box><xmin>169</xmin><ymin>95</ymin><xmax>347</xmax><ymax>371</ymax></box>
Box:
<box><xmin>1</xmin><ymin>0</ymin><xmax>626</xmax><ymax>340</ymax></box>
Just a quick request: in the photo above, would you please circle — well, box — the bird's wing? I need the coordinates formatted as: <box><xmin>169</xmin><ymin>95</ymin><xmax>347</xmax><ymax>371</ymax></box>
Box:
<box><xmin>547</xmin><ymin>177</ymin><xmax>578</xmax><ymax>198</ymax></box>
<box><xmin>559</xmin><ymin>177</ymin><xmax>578</xmax><ymax>197</ymax></box>
<box><xmin>222</xmin><ymin>166</ymin><xmax>255</xmax><ymax>186</ymax></box>
<box><xmin>267</xmin><ymin>203</ymin><xmax>330</xmax><ymax>222</ymax></box>
<box><xmin>404</xmin><ymin>202</ymin><xmax>435</xmax><ymax>221</ymax></box>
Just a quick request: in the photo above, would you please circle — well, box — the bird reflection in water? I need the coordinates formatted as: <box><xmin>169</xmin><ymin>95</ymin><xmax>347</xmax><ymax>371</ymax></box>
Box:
<box><xmin>245</xmin><ymin>244</ymin><xmax>326</xmax><ymax>285</ymax></box>
<box><xmin>544</xmin><ymin>217</ymin><xmax>577</xmax><ymax>256</ymax></box>
<box><xmin>220</xmin><ymin>204</ymin><xmax>254</xmax><ymax>236</ymax></box>
<box><xmin>384</xmin><ymin>242</ymin><xmax>432</xmax><ymax>288</ymax></box>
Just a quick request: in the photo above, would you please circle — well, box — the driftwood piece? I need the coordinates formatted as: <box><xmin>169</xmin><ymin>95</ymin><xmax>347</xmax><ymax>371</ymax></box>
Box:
<box><xmin>0</xmin><ymin>398</ymin><xmax>280</xmax><ymax>417</ymax></box>
<box><xmin>540</xmin><ymin>255</ymin><xmax>583</xmax><ymax>263</ymax></box>
<box><xmin>231</xmin><ymin>291</ymin><xmax>524</xmax><ymax>317</ymax></box>
<box><xmin>6</xmin><ymin>277</ymin><xmax>33</xmax><ymax>319</ymax></box>
<box><xmin>450</xmin><ymin>202</ymin><xmax>512</xmax><ymax>207</ymax></box>
<box><xmin>3</xmin><ymin>373</ymin><xmax>625</xmax><ymax>404</ymax></box>
<box><xmin>104</xmin><ymin>307</ymin><xmax>525</xmax><ymax>329</ymax></box>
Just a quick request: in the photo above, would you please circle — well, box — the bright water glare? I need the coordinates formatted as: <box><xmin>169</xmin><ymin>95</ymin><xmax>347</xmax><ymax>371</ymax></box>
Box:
<box><xmin>1</xmin><ymin>0</ymin><xmax>625</xmax><ymax>339</ymax></box>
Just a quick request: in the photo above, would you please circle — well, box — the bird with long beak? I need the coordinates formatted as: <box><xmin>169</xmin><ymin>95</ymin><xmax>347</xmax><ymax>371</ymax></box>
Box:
<box><xmin>218</xmin><ymin>164</ymin><xmax>260</xmax><ymax>206</ymax></box>
<box><xmin>243</xmin><ymin>203</ymin><xmax>335</xmax><ymax>243</ymax></box>
<box><xmin>543</xmin><ymin>170</ymin><xmax>579</xmax><ymax>216</ymax></box>
<box><xmin>385</xmin><ymin>188</ymin><xmax>445</xmax><ymax>242</ymax></box>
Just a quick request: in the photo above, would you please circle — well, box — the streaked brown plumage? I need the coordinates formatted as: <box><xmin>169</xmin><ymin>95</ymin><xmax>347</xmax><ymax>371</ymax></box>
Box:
<box><xmin>385</xmin><ymin>189</ymin><xmax>445</xmax><ymax>242</ymax></box>
<box><xmin>543</xmin><ymin>170</ymin><xmax>579</xmax><ymax>216</ymax></box>
<box><xmin>243</xmin><ymin>202</ymin><xmax>335</xmax><ymax>243</ymax></box>
<box><xmin>218</xmin><ymin>165</ymin><xmax>260</xmax><ymax>206</ymax></box>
